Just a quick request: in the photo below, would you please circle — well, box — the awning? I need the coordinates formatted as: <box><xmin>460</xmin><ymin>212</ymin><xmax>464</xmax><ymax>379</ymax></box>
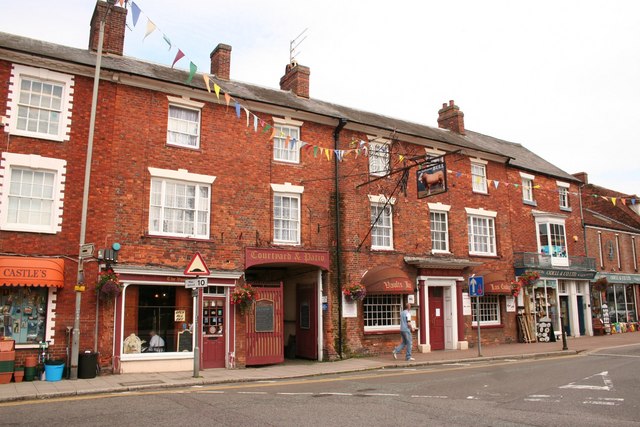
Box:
<box><xmin>361</xmin><ymin>266</ymin><xmax>414</xmax><ymax>294</ymax></box>
<box><xmin>481</xmin><ymin>272</ymin><xmax>512</xmax><ymax>295</ymax></box>
<box><xmin>0</xmin><ymin>256</ymin><xmax>65</xmax><ymax>288</ymax></box>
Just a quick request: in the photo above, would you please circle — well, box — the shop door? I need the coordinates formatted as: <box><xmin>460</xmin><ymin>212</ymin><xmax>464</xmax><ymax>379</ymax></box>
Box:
<box><xmin>560</xmin><ymin>296</ymin><xmax>571</xmax><ymax>336</ymax></box>
<box><xmin>202</xmin><ymin>297</ymin><xmax>226</xmax><ymax>369</ymax></box>
<box><xmin>429</xmin><ymin>287</ymin><xmax>445</xmax><ymax>350</ymax></box>
<box><xmin>577</xmin><ymin>296</ymin><xmax>585</xmax><ymax>336</ymax></box>
<box><xmin>296</xmin><ymin>284</ymin><xmax>317</xmax><ymax>360</ymax></box>
<box><xmin>246</xmin><ymin>283</ymin><xmax>284</xmax><ymax>366</ymax></box>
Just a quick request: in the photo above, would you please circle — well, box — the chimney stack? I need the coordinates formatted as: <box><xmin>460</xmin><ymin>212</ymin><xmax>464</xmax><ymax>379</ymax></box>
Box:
<box><xmin>437</xmin><ymin>100</ymin><xmax>465</xmax><ymax>135</ymax></box>
<box><xmin>572</xmin><ymin>172</ymin><xmax>589</xmax><ymax>184</ymax></box>
<box><xmin>89</xmin><ymin>0</ymin><xmax>127</xmax><ymax>56</ymax></box>
<box><xmin>279</xmin><ymin>61</ymin><xmax>310</xmax><ymax>98</ymax></box>
<box><xmin>210</xmin><ymin>44</ymin><xmax>232</xmax><ymax>80</ymax></box>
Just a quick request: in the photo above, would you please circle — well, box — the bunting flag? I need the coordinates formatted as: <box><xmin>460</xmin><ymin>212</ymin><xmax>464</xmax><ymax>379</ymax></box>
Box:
<box><xmin>118</xmin><ymin>0</ymin><xmax>125</xmax><ymax>6</ymax></box>
<box><xmin>186</xmin><ymin>61</ymin><xmax>197</xmax><ymax>83</ymax></box>
<box><xmin>270</xmin><ymin>127</ymin><xmax>277</xmax><ymax>140</ymax></box>
<box><xmin>171</xmin><ymin>49</ymin><xmax>185</xmax><ymax>68</ymax></box>
<box><xmin>612</xmin><ymin>197</ymin><xmax>617</xmax><ymax>206</ymax></box>
<box><xmin>213</xmin><ymin>83</ymin><xmax>221</xmax><ymax>99</ymax></box>
<box><xmin>253</xmin><ymin>115</ymin><xmax>258</xmax><ymax>132</ymax></box>
<box><xmin>203</xmin><ymin>75</ymin><xmax>211</xmax><ymax>93</ymax></box>
<box><xmin>234</xmin><ymin>102</ymin><xmax>241</xmax><ymax>118</ymax></box>
<box><xmin>143</xmin><ymin>19</ymin><xmax>156</xmax><ymax>41</ymax></box>
<box><xmin>494</xmin><ymin>180</ymin><xmax>500</xmax><ymax>189</ymax></box>
<box><xmin>162</xmin><ymin>34</ymin><xmax>172</xmax><ymax>50</ymax></box>
<box><xmin>131</xmin><ymin>2</ymin><xmax>141</xmax><ymax>27</ymax></box>
<box><xmin>244</xmin><ymin>108</ymin><xmax>250</xmax><ymax>127</ymax></box>
<box><xmin>224</xmin><ymin>93</ymin><xmax>231</xmax><ymax>107</ymax></box>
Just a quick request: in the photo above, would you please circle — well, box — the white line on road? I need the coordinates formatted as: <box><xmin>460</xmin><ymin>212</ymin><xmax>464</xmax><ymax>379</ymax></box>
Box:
<box><xmin>411</xmin><ymin>395</ymin><xmax>448</xmax><ymax>399</ymax></box>
<box><xmin>466</xmin><ymin>396</ymin><xmax>479</xmax><ymax>400</ymax></box>
<box><xmin>237</xmin><ymin>391</ymin><xmax>268</xmax><ymax>395</ymax></box>
<box><xmin>590</xmin><ymin>353</ymin><xmax>640</xmax><ymax>359</ymax></box>
<box><xmin>277</xmin><ymin>392</ymin><xmax>314</xmax><ymax>396</ymax></box>
<box><xmin>360</xmin><ymin>393</ymin><xmax>400</xmax><ymax>397</ymax></box>
<box><xmin>559</xmin><ymin>371</ymin><xmax>613</xmax><ymax>391</ymax></box>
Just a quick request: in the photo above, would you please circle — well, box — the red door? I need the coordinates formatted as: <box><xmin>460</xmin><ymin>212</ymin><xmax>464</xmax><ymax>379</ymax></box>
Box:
<box><xmin>296</xmin><ymin>284</ymin><xmax>317</xmax><ymax>359</ymax></box>
<box><xmin>246</xmin><ymin>283</ymin><xmax>284</xmax><ymax>366</ymax></box>
<box><xmin>202</xmin><ymin>296</ymin><xmax>226</xmax><ymax>368</ymax></box>
<box><xmin>429</xmin><ymin>287</ymin><xmax>445</xmax><ymax>350</ymax></box>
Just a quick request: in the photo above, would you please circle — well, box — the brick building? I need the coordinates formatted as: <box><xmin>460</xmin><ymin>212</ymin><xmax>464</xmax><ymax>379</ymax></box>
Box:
<box><xmin>0</xmin><ymin>1</ymin><xmax>596</xmax><ymax>375</ymax></box>
<box><xmin>574</xmin><ymin>172</ymin><xmax>640</xmax><ymax>334</ymax></box>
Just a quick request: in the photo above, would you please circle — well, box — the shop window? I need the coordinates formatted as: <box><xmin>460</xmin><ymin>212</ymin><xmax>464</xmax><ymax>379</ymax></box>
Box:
<box><xmin>1</xmin><ymin>287</ymin><xmax>50</xmax><ymax>345</ymax></box>
<box><xmin>363</xmin><ymin>294</ymin><xmax>402</xmax><ymax>331</ymax></box>
<box><xmin>472</xmin><ymin>295</ymin><xmax>500</xmax><ymax>326</ymax></box>
<box><xmin>122</xmin><ymin>284</ymin><xmax>194</xmax><ymax>354</ymax></box>
<box><xmin>605</xmin><ymin>284</ymin><xmax>638</xmax><ymax>324</ymax></box>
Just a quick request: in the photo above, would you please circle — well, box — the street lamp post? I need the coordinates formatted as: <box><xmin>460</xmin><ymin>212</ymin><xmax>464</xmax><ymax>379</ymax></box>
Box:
<box><xmin>70</xmin><ymin>0</ymin><xmax>113</xmax><ymax>380</ymax></box>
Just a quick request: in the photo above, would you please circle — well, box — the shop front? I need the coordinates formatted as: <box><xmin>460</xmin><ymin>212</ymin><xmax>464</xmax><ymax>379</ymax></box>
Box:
<box><xmin>0</xmin><ymin>256</ymin><xmax>64</xmax><ymax>348</ymax></box>
<box><xmin>592</xmin><ymin>273</ymin><xmax>639</xmax><ymax>334</ymax></box>
<box><xmin>244</xmin><ymin>247</ymin><xmax>329</xmax><ymax>366</ymax></box>
<box><xmin>113</xmin><ymin>266</ymin><xmax>241</xmax><ymax>373</ymax></box>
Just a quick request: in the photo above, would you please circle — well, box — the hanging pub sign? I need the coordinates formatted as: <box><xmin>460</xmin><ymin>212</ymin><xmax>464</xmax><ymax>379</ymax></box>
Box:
<box><xmin>417</xmin><ymin>160</ymin><xmax>447</xmax><ymax>198</ymax></box>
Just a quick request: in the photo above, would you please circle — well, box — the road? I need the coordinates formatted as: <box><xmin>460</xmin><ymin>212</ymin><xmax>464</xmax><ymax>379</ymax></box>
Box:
<box><xmin>2</xmin><ymin>344</ymin><xmax>639</xmax><ymax>426</ymax></box>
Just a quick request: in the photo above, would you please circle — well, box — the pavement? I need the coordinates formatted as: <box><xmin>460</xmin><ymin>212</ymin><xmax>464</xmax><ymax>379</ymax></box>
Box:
<box><xmin>1</xmin><ymin>332</ymin><xmax>638</xmax><ymax>403</ymax></box>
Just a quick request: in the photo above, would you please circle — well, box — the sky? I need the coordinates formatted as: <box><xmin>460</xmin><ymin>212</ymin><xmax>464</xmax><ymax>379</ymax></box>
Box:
<box><xmin>1</xmin><ymin>0</ymin><xmax>639</xmax><ymax>195</ymax></box>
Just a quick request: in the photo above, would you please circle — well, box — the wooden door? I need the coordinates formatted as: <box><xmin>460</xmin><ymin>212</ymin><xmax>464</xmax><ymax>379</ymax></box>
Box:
<box><xmin>246</xmin><ymin>283</ymin><xmax>284</xmax><ymax>366</ymax></box>
<box><xmin>202</xmin><ymin>296</ymin><xmax>226</xmax><ymax>369</ymax></box>
<box><xmin>429</xmin><ymin>287</ymin><xmax>445</xmax><ymax>350</ymax></box>
<box><xmin>296</xmin><ymin>284</ymin><xmax>317</xmax><ymax>360</ymax></box>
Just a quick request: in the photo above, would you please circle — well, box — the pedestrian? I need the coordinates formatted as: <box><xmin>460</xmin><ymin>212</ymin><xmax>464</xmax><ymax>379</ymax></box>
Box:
<box><xmin>393</xmin><ymin>302</ymin><xmax>415</xmax><ymax>361</ymax></box>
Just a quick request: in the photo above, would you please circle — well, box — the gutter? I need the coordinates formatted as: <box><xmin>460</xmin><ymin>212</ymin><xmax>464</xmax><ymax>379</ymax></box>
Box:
<box><xmin>333</xmin><ymin>118</ymin><xmax>348</xmax><ymax>359</ymax></box>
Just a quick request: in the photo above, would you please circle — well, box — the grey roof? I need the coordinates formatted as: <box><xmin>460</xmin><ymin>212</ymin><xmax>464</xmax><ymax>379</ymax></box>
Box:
<box><xmin>0</xmin><ymin>31</ymin><xmax>577</xmax><ymax>181</ymax></box>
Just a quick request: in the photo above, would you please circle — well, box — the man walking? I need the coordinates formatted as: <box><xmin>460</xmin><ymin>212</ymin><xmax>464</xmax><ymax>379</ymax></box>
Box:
<box><xmin>393</xmin><ymin>302</ymin><xmax>415</xmax><ymax>361</ymax></box>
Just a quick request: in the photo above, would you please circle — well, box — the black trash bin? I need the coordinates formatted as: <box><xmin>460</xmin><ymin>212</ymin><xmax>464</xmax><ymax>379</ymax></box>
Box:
<box><xmin>78</xmin><ymin>352</ymin><xmax>98</xmax><ymax>379</ymax></box>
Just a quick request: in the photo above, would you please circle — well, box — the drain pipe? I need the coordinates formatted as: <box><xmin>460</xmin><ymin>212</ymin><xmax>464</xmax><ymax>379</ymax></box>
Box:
<box><xmin>333</xmin><ymin>118</ymin><xmax>347</xmax><ymax>359</ymax></box>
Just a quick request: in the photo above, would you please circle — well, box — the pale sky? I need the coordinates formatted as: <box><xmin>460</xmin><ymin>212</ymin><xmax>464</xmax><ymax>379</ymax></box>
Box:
<box><xmin>2</xmin><ymin>0</ymin><xmax>639</xmax><ymax>195</ymax></box>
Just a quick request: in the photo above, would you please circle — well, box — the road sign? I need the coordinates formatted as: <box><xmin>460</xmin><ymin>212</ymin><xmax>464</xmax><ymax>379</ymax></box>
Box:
<box><xmin>79</xmin><ymin>243</ymin><xmax>95</xmax><ymax>259</ymax></box>
<box><xmin>184</xmin><ymin>252</ymin><xmax>210</xmax><ymax>276</ymax></box>
<box><xmin>185</xmin><ymin>277</ymin><xmax>208</xmax><ymax>289</ymax></box>
<box><xmin>469</xmin><ymin>276</ymin><xmax>484</xmax><ymax>297</ymax></box>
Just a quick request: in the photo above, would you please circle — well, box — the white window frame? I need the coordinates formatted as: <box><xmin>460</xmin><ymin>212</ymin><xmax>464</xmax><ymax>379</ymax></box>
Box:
<box><xmin>533</xmin><ymin>211</ymin><xmax>569</xmax><ymax>267</ymax></box>
<box><xmin>471</xmin><ymin>159</ymin><xmax>488</xmax><ymax>194</ymax></box>
<box><xmin>5</xmin><ymin>64</ymin><xmax>74</xmax><ymax>142</ymax></box>
<box><xmin>147</xmin><ymin>167</ymin><xmax>215</xmax><ymax>239</ymax></box>
<box><xmin>429</xmin><ymin>202</ymin><xmax>451</xmax><ymax>253</ymax></box>
<box><xmin>166</xmin><ymin>96</ymin><xmax>203</xmax><ymax>149</ymax></box>
<box><xmin>465</xmin><ymin>207</ymin><xmax>497</xmax><ymax>256</ymax></box>
<box><xmin>273</xmin><ymin>117</ymin><xmax>303</xmax><ymax>164</ymax></box>
<box><xmin>271</xmin><ymin>182</ymin><xmax>303</xmax><ymax>245</ymax></box>
<box><xmin>363</xmin><ymin>294</ymin><xmax>403</xmax><ymax>332</ymax></box>
<box><xmin>369</xmin><ymin>140</ymin><xmax>390</xmax><ymax>177</ymax></box>
<box><xmin>369</xmin><ymin>194</ymin><xmax>395</xmax><ymax>250</ymax></box>
<box><xmin>557</xmin><ymin>181</ymin><xmax>570</xmax><ymax>210</ymax></box>
<box><xmin>0</xmin><ymin>152</ymin><xmax>66</xmax><ymax>234</ymax></box>
<box><xmin>520</xmin><ymin>172</ymin><xmax>535</xmax><ymax>204</ymax></box>
<box><xmin>472</xmin><ymin>294</ymin><xmax>501</xmax><ymax>326</ymax></box>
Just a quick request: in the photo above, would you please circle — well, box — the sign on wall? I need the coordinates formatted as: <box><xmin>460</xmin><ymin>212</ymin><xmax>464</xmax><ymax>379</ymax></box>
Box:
<box><xmin>417</xmin><ymin>160</ymin><xmax>447</xmax><ymax>198</ymax></box>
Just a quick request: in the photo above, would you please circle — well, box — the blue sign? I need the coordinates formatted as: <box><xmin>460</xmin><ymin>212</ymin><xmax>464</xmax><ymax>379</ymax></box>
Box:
<box><xmin>469</xmin><ymin>276</ymin><xmax>484</xmax><ymax>297</ymax></box>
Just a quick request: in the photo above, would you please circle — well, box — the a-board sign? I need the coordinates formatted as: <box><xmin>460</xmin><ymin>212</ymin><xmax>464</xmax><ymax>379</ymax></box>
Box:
<box><xmin>177</xmin><ymin>330</ymin><xmax>193</xmax><ymax>352</ymax></box>
<box><xmin>255</xmin><ymin>300</ymin><xmax>274</xmax><ymax>332</ymax></box>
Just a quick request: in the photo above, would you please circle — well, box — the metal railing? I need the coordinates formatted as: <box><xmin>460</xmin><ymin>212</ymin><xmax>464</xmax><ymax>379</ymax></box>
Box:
<box><xmin>514</xmin><ymin>252</ymin><xmax>596</xmax><ymax>270</ymax></box>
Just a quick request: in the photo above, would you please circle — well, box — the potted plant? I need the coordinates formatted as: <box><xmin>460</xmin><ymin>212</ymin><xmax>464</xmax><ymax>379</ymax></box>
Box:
<box><xmin>593</xmin><ymin>277</ymin><xmax>608</xmax><ymax>293</ymax></box>
<box><xmin>231</xmin><ymin>283</ymin><xmax>257</xmax><ymax>314</ymax></box>
<box><xmin>510</xmin><ymin>281</ymin><xmax>522</xmax><ymax>297</ymax></box>
<box><xmin>96</xmin><ymin>268</ymin><xmax>123</xmax><ymax>301</ymax></box>
<box><xmin>342</xmin><ymin>283</ymin><xmax>367</xmax><ymax>302</ymax></box>
<box><xmin>13</xmin><ymin>366</ymin><xmax>24</xmax><ymax>383</ymax></box>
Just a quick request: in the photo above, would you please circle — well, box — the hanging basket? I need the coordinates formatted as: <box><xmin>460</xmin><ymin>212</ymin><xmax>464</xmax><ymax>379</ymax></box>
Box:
<box><xmin>342</xmin><ymin>283</ymin><xmax>367</xmax><ymax>302</ymax></box>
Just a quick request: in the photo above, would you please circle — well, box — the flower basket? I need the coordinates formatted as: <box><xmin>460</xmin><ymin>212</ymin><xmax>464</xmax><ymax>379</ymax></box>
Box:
<box><xmin>593</xmin><ymin>277</ymin><xmax>608</xmax><ymax>292</ymax></box>
<box><xmin>96</xmin><ymin>269</ymin><xmax>123</xmax><ymax>301</ymax></box>
<box><xmin>231</xmin><ymin>284</ymin><xmax>256</xmax><ymax>314</ymax></box>
<box><xmin>510</xmin><ymin>281</ymin><xmax>522</xmax><ymax>297</ymax></box>
<box><xmin>518</xmin><ymin>270</ymin><xmax>540</xmax><ymax>288</ymax></box>
<box><xmin>342</xmin><ymin>283</ymin><xmax>367</xmax><ymax>302</ymax></box>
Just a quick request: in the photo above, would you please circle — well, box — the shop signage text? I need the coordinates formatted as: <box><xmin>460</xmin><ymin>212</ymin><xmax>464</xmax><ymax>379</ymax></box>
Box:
<box><xmin>596</xmin><ymin>273</ymin><xmax>640</xmax><ymax>284</ymax></box>
<box><xmin>246</xmin><ymin>248</ymin><xmax>330</xmax><ymax>270</ymax></box>
<box><xmin>485</xmin><ymin>282</ymin><xmax>512</xmax><ymax>294</ymax></box>
<box><xmin>516</xmin><ymin>268</ymin><xmax>596</xmax><ymax>280</ymax></box>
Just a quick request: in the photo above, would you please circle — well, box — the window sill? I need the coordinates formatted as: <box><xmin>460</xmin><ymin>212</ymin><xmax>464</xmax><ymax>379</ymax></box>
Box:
<box><xmin>523</xmin><ymin>200</ymin><xmax>537</xmax><ymax>207</ymax></box>
<box><xmin>364</xmin><ymin>329</ymin><xmax>400</xmax><ymax>335</ymax></box>
<box><xmin>472</xmin><ymin>190</ymin><xmax>489</xmax><ymax>196</ymax></box>
<box><xmin>468</xmin><ymin>253</ymin><xmax>499</xmax><ymax>258</ymax></box>
<box><xmin>143</xmin><ymin>233</ymin><xmax>213</xmax><ymax>242</ymax></box>
<box><xmin>471</xmin><ymin>324</ymin><xmax>503</xmax><ymax>329</ymax></box>
<box><xmin>560</xmin><ymin>207</ymin><xmax>572</xmax><ymax>212</ymax></box>
<box><xmin>166</xmin><ymin>142</ymin><xmax>201</xmax><ymax>151</ymax></box>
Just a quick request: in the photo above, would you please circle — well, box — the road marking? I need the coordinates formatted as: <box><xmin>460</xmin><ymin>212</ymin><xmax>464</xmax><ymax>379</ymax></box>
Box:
<box><xmin>360</xmin><ymin>393</ymin><xmax>399</xmax><ymax>397</ymax></box>
<box><xmin>277</xmin><ymin>392</ymin><xmax>314</xmax><ymax>395</ymax></box>
<box><xmin>237</xmin><ymin>391</ymin><xmax>268</xmax><ymax>395</ymax></box>
<box><xmin>589</xmin><ymin>353</ymin><xmax>640</xmax><ymax>359</ymax></box>
<box><xmin>466</xmin><ymin>396</ymin><xmax>479</xmax><ymax>400</ymax></box>
<box><xmin>200</xmin><ymin>390</ymin><xmax>225</xmax><ymax>394</ymax></box>
<box><xmin>583</xmin><ymin>397</ymin><xmax>624</xmax><ymax>406</ymax></box>
<box><xmin>524</xmin><ymin>394</ymin><xmax>562</xmax><ymax>403</ymax></box>
<box><xmin>559</xmin><ymin>371</ymin><xmax>613</xmax><ymax>391</ymax></box>
<box><xmin>411</xmin><ymin>395</ymin><xmax>448</xmax><ymax>399</ymax></box>
<box><xmin>257</xmin><ymin>380</ymin><xmax>278</xmax><ymax>383</ymax></box>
